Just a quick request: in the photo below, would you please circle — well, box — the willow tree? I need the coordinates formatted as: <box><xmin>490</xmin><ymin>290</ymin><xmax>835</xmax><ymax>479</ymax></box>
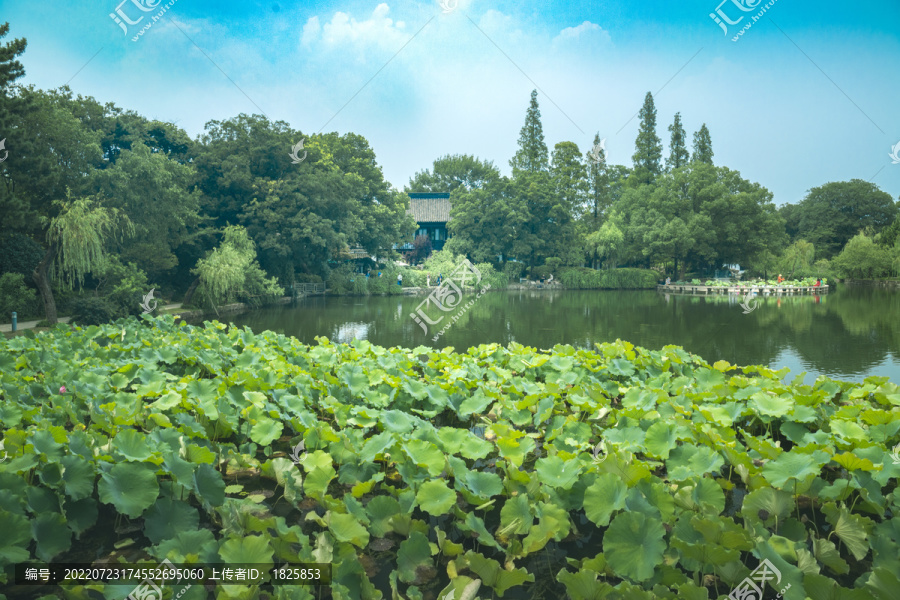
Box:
<box><xmin>189</xmin><ymin>225</ymin><xmax>282</xmax><ymax>313</ymax></box>
<box><xmin>586</xmin><ymin>218</ymin><xmax>625</xmax><ymax>269</ymax></box>
<box><xmin>35</xmin><ymin>195</ymin><xmax>133</xmax><ymax>324</ymax></box>
<box><xmin>783</xmin><ymin>239</ymin><xmax>815</xmax><ymax>279</ymax></box>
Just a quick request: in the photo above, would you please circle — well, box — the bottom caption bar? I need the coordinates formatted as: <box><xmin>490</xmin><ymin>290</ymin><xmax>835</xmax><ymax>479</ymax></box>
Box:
<box><xmin>12</xmin><ymin>562</ymin><xmax>331</xmax><ymax>586</ymax></box>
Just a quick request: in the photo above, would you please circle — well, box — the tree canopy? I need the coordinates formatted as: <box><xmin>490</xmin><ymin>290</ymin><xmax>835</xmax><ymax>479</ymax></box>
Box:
<box><xmin>791</xmin><ymin>179</ymin><xmax>898</xmax><ymax>258</ymax></box>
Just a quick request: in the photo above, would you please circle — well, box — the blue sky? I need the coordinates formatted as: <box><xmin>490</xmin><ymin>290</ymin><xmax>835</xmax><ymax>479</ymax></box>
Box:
<box><xmin>2</xmin><ymin>0</ymin><xmax>899</xmax><ymax>206</ymax></box>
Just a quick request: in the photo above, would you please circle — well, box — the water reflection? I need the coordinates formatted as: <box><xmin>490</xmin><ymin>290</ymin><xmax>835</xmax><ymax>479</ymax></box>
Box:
<box><xmin>333</xmin><ymin>322</ymin><xmax>370</xmax><ymax>344</ymax></box>
<box><xmin>231</xmin><ymin>284</ymin><xmax>899</xmax><ymax>383</ymax></box>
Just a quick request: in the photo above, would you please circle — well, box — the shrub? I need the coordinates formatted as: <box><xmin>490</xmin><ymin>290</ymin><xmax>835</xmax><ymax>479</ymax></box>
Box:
<box><xmin>92</xmin><ymin>257</ymin><xmax>152</xmax><ymax>318</ymax></box>
<box><xmin>0</xmin><ymin>273</ymin><xmax>41</xmax><ymax>322</ymax></box>
<box><xmin>412</xmin><ymin>234</ymin><xmax>433</xmax><ymax>264</ymax></box>
<box><xmin>558</xmin><ymin>267</ymin><xmax>658</xmax><ymax>289</ymax></box>
<box><xmin>0</xmin><ymin>233</ymin><xmax>45</xmax><ymax>279</ymax></box>
<box><xmin>327</xmin><ymin>263</ymin><xmax>362</xmax><ymax>295</ymax></box>
<box><xmin>544</xmin><ymin>257</ymin><xmax>562</xmax><ymax>271</ymax></box>
<box><xmin>70</xmin><ymin>296</ymin><xmax>117</xmax><ymax>326</ymax></box>
<box><xmin>529</xmin><ymin>265</ymin><xmax>554</xmax><ymax>281</ymax></box>
<box><xmin>473</xmin><ymin>263</ymin><xmax>506</xmax><ymax>290</ymax></box>
<box><xmin>503</xmin><ymin>261</ymin><xmax>524</xmax><ymax>282</ymax></box>
<box><xmin>398</xmin><ymin>267</ymin><xmax>426</xmax><ymax>288</ymax></box>
<box><xmin>295</xmin><ymin>273</ymin><xmax>323</xmax><ymax>284</ymax></box>
<box><xmin>422</xmin><ymin>250</ymin><xmax>464</xmax><ymax>278</ymax></box>
<box><xmin>367</xmin><ymin>271</ymin><xmax>395</xmax><ymax>294</ymax></box>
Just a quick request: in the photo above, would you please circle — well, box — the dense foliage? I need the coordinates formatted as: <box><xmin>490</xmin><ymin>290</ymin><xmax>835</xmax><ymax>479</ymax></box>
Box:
<box><xmin>557</xmin><ymin>267</ymin><xmax>658</xmax><ymax>289</ymax></box>
<box><xmin>785</xmin><ymin>181</ymin><xmax>898</xmax><ymax>260</ymax></box>
<box><xmin>3</xmin><ymin>18</ymin><xmax>899</xmax><ymax>328</ymax></box>
<box><xmin>0</xmin><ymin>23</ymin><xmax>415</xmax><ymax>326</ymax></box>
<box><xmin>420</xmin><ymin>91</ymin><xmax>898</xmax><ymax>282</ymax></box>
<box><xmin>1</xmin><ymin>318</ymin><xmax>898</xmax><ymax>599</ymax></box>
<box><xmin>831</xmin><ymin>234</ymin><xmax>900</xmax><ymax>280</ymax></box>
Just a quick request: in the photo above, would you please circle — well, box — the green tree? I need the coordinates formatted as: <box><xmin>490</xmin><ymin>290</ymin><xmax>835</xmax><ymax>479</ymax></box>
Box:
<box><xmin>513</xmin><ymin>171</ymin><xmax>580</xmax><ymax>267</ymax></box>
<box><xmin>551</xmin><ymin>141</ymin><xmax>588</xmax><ymax>219</ymax></box>
<box><xmin>190</xmin><ymin>225</ymin><xmax>283</xmax><ymax>311</ymax></box>
<box><xmin>35</xmin><ymin>195</ymin><xmax>134</xmax><ymax>323</ymax></box>
<box><xmin>0</xmin><ymin>84</ymin><xmax>109</xmax><ymax>323</ymax></box>
<box><xmin>195</xmin><ymin>117</ymin><xmax>414</xmax><ymax>282</ymax></box>
<box><xmin>691</xmin><ymin>124</ymin><xmax>714</xmax><ymax>165</ymax></box>
<box><xmin>586</xmin><ymin>218</ymin><xmax>624</xmax><ymax>269</ymax></box>
<box><xmin>92</xmin><ymin>142</ymin><xmax>201</xmax><ymax>281</ymax></box>
<box><xmin>781</xmin><ymin>239</ymin><xmax>815</xmax><ymax>279</ymax></box>
<box><xmin>779</xmin><ymin>202</ymin><xmax>801</xmax><ymax>241</ymax></box>
<box><xmin>407</xmin><ymin>154</ymin><xmax>500</xmax><ymax>193</ymax></box>
<box><xmin>631</xmin><ymin>92</ymin><xmax>662</xmax><ymax>185</ymax></box>
<box><xmin>876</xmin><ymin>214</ymin><xmax>900</xmax><ymax>248</ymax></box>
<box><xmin>665</xmin><ymin>112</ymin><xmax>689</xmax><ymax>171</ymax></box>
<box><xmin>795</xmin><ymin>180</ymin><xmax>898</xmax><ymax>258</ymax></box>
<box><xmin>585</xmin><ymin>132</ymin><xmax>611</xmax><ymax>222</ymax></box>
<box><xmin>193</xmin><ymin>113</ymin><xmax>298</xmax><ymax>229</ymax></box>
<box><xmin>0</xmin><ymin>272</ymin><xmax>39</xmax><ymax>320</ymax></box>
<box><xmin>444</xmin><ymin>177</ymin><xmax>524</xmax><ymax>263</ymax></box>
<box><xmin>831</xmin><ymin>233</ymin><xmax>892</xmax><ymax>279</ymax></box>
<box><xmin>611</xmin><ymin>163</ymin><xmax>783</xmax><ymax>276</ymax></box>
<box><xmin>0</xmin><ymin>21</ymin><xmax>26</xmax><ymax>140</ymax></box>
<box><xmin>509</xmin><ymin>90</ymin><xmax>549</xmax><ymax>176</ymax></box>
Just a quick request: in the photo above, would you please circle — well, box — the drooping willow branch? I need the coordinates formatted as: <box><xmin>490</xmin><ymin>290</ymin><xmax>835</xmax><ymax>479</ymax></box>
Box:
<box><xmin>47</xmin><ymin>193</ymin><xmax>134</xmax><ymax>290</ymax></box>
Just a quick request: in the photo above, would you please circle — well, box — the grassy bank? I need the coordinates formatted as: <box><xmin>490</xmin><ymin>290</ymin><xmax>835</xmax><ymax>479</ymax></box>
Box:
<box><xmin>0</xmin><ymin>316</ymin><xmax>898</xmax><ymax>599</ymax></box>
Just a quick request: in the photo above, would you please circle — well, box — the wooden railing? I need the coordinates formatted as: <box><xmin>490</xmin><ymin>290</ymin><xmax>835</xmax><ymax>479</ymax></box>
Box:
<box><xmin>292</xmin><ymin>282</ymin><xmax>326</xmax><ymax>294</ymax></box>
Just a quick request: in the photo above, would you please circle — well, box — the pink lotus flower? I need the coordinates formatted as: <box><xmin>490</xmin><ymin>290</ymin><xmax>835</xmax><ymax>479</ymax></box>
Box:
<box><xmin>59</xmin><ymin>386</ymin><xmax>66</xmax><ymax>394</ymax></box>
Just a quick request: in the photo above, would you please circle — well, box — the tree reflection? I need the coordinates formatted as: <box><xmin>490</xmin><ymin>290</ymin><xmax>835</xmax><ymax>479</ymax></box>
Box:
<box><xmin>230</xmin><ymin>285</ymin><xmax>899</xmax><ymax>382</ymax></box>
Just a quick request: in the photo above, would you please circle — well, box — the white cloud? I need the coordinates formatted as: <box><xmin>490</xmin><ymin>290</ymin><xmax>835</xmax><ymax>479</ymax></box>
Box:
<box><xmin>302</xmin><ymin>3</ymin><xmax>408</xmax><ymax>51</ymax></box>
<box><xmin>553</xmin><ymin>20</ymin><xmax>611</xmax><ymax>45</ymax></box>
<box><xmin>301</xmin><ymin>16</ymin><xmax>320</xmax><ymax>47</ymax></box>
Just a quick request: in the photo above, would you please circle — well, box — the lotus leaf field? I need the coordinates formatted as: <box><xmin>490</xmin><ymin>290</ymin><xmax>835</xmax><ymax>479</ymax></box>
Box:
<box><xmin>1</xmin><ymin>316</ymin><xmax>899</xmax><ymax>600</ymax></box>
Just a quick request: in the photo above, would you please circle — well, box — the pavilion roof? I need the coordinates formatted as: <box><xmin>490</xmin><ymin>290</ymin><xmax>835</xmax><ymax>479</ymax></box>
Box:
<box><xmin>407</xmin><ymin>193</ymin><xmax>451</xmax><ymax>223</ymax></box>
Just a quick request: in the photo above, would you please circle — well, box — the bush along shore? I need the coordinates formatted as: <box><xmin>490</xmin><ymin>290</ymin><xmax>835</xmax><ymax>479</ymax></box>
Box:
<box><xmin>0</xmin><ymin>316</ymin><xmax>898</xmax><ymax>599</ymax></box>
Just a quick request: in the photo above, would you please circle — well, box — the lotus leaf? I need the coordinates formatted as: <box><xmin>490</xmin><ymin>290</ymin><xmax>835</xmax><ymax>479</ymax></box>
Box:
<box><xmin>416</xmin><ymin>480</ymin><xmax>457</xmax><ymax>516</ymax></box>
<box><xmin>603</xmin><ymin>512</ymin><xmax>666</xmax><ymax>582</ymax></box>
<box><xmin>397</xmin><ymin>530</ymin><xmax>433</xmax><ymax>583</ymax></box>
<box><xmin>583</xmin><ymin>473</ymin><xmax>627</xmax><ymax>526</ymax></box>
<box><xmin>98</xmin><ymin>462</ymin><xmax>159</xmax><ymax>518</ymax></box>
<box><xmin>143</xmin><ymin>497</ymin><xmax>200</xmax><ymax>544</ymax></box>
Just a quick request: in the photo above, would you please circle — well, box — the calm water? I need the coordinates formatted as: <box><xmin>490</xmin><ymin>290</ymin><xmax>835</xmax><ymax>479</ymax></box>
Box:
<box><xmin>230</xmin><ymin>284</ymin><xmax>900</xmax><ymax>384</ymax></box>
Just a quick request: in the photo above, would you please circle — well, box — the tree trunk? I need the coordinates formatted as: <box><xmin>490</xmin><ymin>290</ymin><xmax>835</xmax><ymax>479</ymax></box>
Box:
<box><xmin>32</xmin><ymin>242</ymin><xmax>59</xmax><ymax>325</ymax></box>
<box><xmin>182</xmin><ymin>277</ymin><xmax>201</xmax><ymax>307</ymax></box>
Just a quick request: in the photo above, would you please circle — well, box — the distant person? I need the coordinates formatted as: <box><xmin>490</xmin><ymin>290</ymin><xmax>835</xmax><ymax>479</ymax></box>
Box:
<box><xmin>427</xmin><ymin>274</ymin><xmax>431</xmax><ymax>287</ymax></box>
<box><xmin>814</xmin><ymin>278</ymin><xmax>821</xmax><ymax>287</ymax></box>
<box><xmin>378</xmin><ymin>271</ymin><xmax>382</xmax><ymax>277</ymax></box>
<box><xmin>397</xmin><ymin>273</ymin><xmax>403</xmax><ymax>286</ymax></box>
<box><xmin>777</xmin><ymin>274</ymin><xmax>784</xmax><ymax>284</ymax></box>
<box><xmin>438</xmin><ymin>273</ymin><xmax>443</xmax><ymax>285</ymax></box>
<box><xmin>665</xmin><ymin>277</ymin><xmax>671</xmax><ymax>285</ymax></box>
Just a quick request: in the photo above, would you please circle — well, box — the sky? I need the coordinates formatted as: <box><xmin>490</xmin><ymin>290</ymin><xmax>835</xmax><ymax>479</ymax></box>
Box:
<box><xmin>2</xmin><ymin>0</ymin><xmax>899</xmax><ymax>206</ymax></box>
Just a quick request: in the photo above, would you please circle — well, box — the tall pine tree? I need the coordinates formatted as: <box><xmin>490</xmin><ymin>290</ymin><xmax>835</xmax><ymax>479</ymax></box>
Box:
<box><xmin>666</xmin><ymin>112</ymin><xmax>689</xmax><ymax>171</ymax></box>
<box><xmin>586</xmin><ymin>132</ymin><xmax>610</xmax><ymax>221</ymax></box>
<box><xmin>631</xmin><ymin>92</ymin><xmax>662</xmax><ymax>185</ymax></box>
<box><xmin>509</xmin><ymin>90</ymin><xmax>549</xmax><ymax>176</ymax></box>
<box><xmin>691</xmin><ymin>124</ymin><xmax>714</xmax><ymax>165</ymax></box>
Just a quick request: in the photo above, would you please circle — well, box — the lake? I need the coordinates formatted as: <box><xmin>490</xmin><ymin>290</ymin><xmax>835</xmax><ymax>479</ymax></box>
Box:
<box><xmin>230</xmin><ymin>284</ymin><xmax>900</xmax><ymax>384</ymax></box>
